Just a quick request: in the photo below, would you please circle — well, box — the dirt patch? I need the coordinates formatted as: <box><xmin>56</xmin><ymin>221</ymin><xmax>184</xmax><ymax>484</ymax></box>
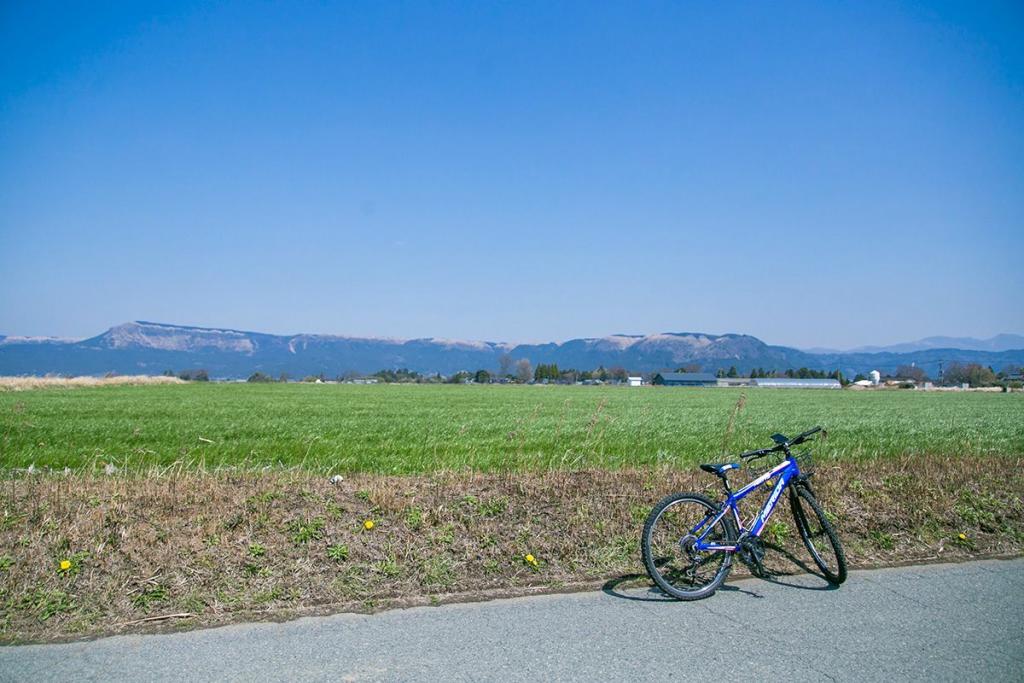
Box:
<box><xmin>2</xmin><ymin>454</ymin><xmax>1022</xmax><ymax>643</ymax></box>
<box><xmin>0</xmin><ymin>376</ymin><xmax>186</xmax><ymax>391</ymax></box>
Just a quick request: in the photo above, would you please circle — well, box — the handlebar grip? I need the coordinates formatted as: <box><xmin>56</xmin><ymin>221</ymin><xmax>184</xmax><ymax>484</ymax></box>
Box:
<box><xmin>790</xmin><ymin>426</ymin><xmax>823</xmax><ymax>446</ymax></box>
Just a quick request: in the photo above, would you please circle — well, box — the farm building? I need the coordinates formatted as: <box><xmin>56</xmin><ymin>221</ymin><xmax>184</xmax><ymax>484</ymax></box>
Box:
<box><xmin>653</xmin><ymin>372</ymin><xmax>718</xmax><ymax>387</ymax></box>
<box><xmin>627</xmin><ymin>376</ymin><xmax>643</xmax><ymax>387</ymax></box>
<box><xmin>653</xmin><ymin>373</ymin><xmax>841</xmax><ymax>389</ymax></box>
<box><xmin>752</xmin><ymin>378</ymin><xmax>841</xmax><ymax>389</ymax></box>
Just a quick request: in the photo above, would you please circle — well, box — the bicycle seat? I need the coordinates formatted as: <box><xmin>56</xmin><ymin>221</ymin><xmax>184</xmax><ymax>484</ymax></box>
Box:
<box><xmin>700</xmin><ymin>462</ymin><xmax>740</xmax><ymax>476</ymax></box>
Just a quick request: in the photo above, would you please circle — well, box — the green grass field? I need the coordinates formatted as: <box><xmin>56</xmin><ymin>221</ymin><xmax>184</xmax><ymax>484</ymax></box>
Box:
<box><xmin>1</xmin><ymin>384</ymin><xmax>1022</xmax><ymax>473</ymax></box>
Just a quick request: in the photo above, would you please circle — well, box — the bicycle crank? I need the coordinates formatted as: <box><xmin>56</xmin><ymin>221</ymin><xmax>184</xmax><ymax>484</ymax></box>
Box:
<box><xmin>737</xmin><ymin>533</ymin><xmax>765</xmax><ymax>572</ymax></box>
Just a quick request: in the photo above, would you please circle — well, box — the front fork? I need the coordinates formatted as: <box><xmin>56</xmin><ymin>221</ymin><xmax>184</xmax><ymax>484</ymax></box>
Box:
<box><xmin>789</xmin><ymin>475</ymin><xmax>816</xmax><ymax>535</ymax></box>
<box><xmin>792</xmin><ymin>474</ymin><xmax>815</xmax><ymax>497</ymax></box>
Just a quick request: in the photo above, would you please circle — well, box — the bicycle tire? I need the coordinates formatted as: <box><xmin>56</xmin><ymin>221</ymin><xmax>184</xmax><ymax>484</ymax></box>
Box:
<box><xmin>641</xmin><ymin>492</ymin><xmax>737</xmax><ymax>600</ymax></box>
<box><xmin>790</xmin><ymin>484</ymin><xmax>847</xmax><ymax>584</ymax></box>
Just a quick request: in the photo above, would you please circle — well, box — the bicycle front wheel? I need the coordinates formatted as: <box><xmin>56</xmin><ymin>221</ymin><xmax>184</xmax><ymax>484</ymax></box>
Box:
<box><xmin>641</xmin><ymin>492</ymin><xmax>736</xmax><ymax>600</ymax></box>
<box><xmin>790</xmin><ymin>484</ymin><xmax>847</xmax><ymax>584</ymax></box>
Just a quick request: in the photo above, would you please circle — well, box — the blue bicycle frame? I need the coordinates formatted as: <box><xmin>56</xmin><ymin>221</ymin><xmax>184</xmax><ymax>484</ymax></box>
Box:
<box><xmin>691</xmin><ymin>456</ymin><xmax>802</xmax><ymax>552</ymax></box>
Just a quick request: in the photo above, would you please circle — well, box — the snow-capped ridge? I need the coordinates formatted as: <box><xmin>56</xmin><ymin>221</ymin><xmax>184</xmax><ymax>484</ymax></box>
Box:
<box><xmin>0</xmin><ymin>336</ymin><xmax>81</xmax><ymax>346</ymax></box>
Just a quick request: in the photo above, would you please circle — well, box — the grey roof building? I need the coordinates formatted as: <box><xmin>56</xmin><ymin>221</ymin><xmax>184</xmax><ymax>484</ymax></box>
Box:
<box><xmin>654</xmin><ymin>372</ymin><xmax>718</xmax><ymax>386</ymax></box>
<box><xmin>753</xmin><ymin>378</ymin><xmax>841</xmax><ymax>389</ymax></box>
<box><xmin>716</xmin><ymin>377</ymin><xmax>754</xmax><ymax>387</ymax></box>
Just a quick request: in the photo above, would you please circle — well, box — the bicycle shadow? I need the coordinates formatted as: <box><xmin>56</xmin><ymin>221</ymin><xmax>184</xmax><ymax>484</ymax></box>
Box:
<box><xmin>603</xmin><ymin>543</ymin><xmax>837</xmax><ymax>603</ymax></box>
<box><xmin>755</xmin><ymin>542</ymin><xmax>841</xmax><ymax>593</ymax></box>
<box><xmin>601</xmin><ymin>574</ymin><xmax>674</xmax><ymax>602</ymax></box>
<box><xmin>602</xmin><ymin>573</ymin><xmax>766</xmax><ymax>602</ymax></box>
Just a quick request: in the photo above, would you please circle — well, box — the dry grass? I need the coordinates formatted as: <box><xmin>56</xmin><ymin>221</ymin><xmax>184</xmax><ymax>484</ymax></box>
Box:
<box><xmin>0</xmin><ymin>376</ymin><xmax>186</xmax><ymax>392</ymax></box>
<box><xmin>1</xmin><ymin>454</ymin><xmax>1021</xmax><ymax>643</ymax></box>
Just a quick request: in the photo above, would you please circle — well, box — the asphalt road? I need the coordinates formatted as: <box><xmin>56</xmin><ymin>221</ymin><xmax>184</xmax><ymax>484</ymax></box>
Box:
<box><xmin>2</xmin><ymin>559</ymin><xmax>1021</xmax><ymax>682</ymax></box>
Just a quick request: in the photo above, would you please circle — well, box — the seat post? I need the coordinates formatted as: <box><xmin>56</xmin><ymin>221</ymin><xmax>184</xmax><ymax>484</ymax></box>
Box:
<box><xmin>719</xmin><ymin>473</ymin><xmax>733</xmax><ymax>496</ymax></box>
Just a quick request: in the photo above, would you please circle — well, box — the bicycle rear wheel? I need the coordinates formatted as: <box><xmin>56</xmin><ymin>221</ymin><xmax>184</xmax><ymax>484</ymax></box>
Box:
<box><xmin>790</xmin><ymin>484</ymin><xmax>847</xmax><ymax>584</ymax></box>
<box><xmin>641</xmin><ymin>492</ymin><xmax>736</xmax><ymax>600</ymax></box>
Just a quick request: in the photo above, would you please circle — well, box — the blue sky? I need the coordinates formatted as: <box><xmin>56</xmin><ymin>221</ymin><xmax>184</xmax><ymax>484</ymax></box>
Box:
<box><xmin>1</xmin><ymin>1</ymin><xmax>1022</xmax><ymax>349</ymax></box>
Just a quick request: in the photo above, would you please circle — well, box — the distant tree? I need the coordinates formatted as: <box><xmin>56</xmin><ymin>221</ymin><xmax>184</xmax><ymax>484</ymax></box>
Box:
<box><xmin>943</xmin><ymin>362</ymin><xmax>997</xmax><ymax>387</ymax></box>
<box><xmin>515</xmin><ymin>359</ymin><xmax>533</xmax><ymax>383</ymax></box>
<box><xmin>447</xmin><ymin>371</ymin><xmax>471</xmax><ymax>384</ymax></box>
<box><xmin>474</xmin><ymin>369</ymin><xmax>491</xmax><ymax>384</ymax></box>
<box><xmin>726</xmin><ymin>365</ymin><xmax>739</xmax><ymax>378</ymax></box>
<box><xmin>895</xmin><ymin>365</ymin><xmax>928</xmax><ymax>383</ymax></box>
<box><xmin>248</xmin><ymin>372</ymin><xmax>274</xmax><ymax>383</ymax></box>
<box><xmin>716</xmin><ymin>368</ymin><xmax>725</xmax><ymax>378</ymax></box>
<box><xmin>498</xmin><ymin>353</ymin><xmax>513</xmax><ymax>377</ymax></box>
<box><xmin>609</xmin><ymin>366</ymin><xmax>628</xmax><ymax>382</ymax></box>
<box><xmin>829</xmin><ymin>369</ymin><xmax>848</xmax><ymax>385</ymax></box>
<box><xmin>852</xmin><ymin>373</ymin><xmax>867</xmax><ymax>383</ymax></box>
<box><xmin>533</xmin><ymin>363</ymin><xmax>561</xmax><ymax>382</ymax></box>
<box><xmin>278</xmin><ymin>372</ymin><xmax>289</xmax><ymax>383</ymax></box>
<box><xmin>595</xmin><ymin>366</ymin><xmax>609</xmax><ymax>381</ymax></box>
<box><xmin>942</xmin><ymin>362</ymin><xmax>964</xmax><ymax>386</ymax></box>
<box><xmin>162</xmin><ymin>369</ymin><xmax>176</xmax><ymax>377</ymax></box>
<box><xmin>177</xmin><ymin>369</ymin><xmax>209</xmax><ymax>382</ymax></box>
<box><xmin>373</xmin><ymin>368</ymin><xmax>422</xmax><ymax>383</ymax></box>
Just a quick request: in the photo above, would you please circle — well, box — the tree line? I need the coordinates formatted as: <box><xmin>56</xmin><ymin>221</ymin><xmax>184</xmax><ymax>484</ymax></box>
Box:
<box><xmin>160</xmin><ymin>360</ymin><xmax>1022</xmax><ymax>389</ymax></box>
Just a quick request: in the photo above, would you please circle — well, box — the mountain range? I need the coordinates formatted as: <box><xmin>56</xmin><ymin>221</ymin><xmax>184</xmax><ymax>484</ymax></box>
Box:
<box><xmin>803</xmin><ymin>334</ymin><xmax>1024</xmax><ymax>355</ymax></box>
<box><xmin>2</xmin><ymin>321</ymin><xmax>1023</xmax><ymax>379</ymax></box>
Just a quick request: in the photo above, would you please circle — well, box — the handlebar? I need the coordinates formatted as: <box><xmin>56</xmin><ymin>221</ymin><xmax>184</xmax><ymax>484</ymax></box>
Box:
<box><xmin>740</xmin><ymin>426</ymin><xmax>824</xmax><ymax>460</ymax></box>
<box><xmin>791</xmin><ymin>425</ymin><xmax>822</xmax><ymax>445</ymax></box>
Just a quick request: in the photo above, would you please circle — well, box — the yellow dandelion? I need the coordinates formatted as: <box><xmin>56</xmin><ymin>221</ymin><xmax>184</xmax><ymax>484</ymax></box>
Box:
<box><xmin>59</xmin><ymin>560</ymin><xmax>71</xmax><ymax>571</ymax></box>
<box><xmin>363</xmin><ymin>519</ymin><xmax>375</xmax><ymax>530</ymax></box>
<box><xmin>525</xmin><ymin>554</ymin><xmax>537</xmax><ymax>564</ymax></box>
<box><xmin>958</xmin><ymin>533</ymin><xmax>967</xmax><ymax>540</ymax></box>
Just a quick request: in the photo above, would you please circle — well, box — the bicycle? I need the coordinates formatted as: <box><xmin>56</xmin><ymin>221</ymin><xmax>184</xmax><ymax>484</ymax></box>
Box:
<box><xmin>641</xmin><ymin>426</ymin><xmax>847</xmax><ymax>600</ymax></box>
